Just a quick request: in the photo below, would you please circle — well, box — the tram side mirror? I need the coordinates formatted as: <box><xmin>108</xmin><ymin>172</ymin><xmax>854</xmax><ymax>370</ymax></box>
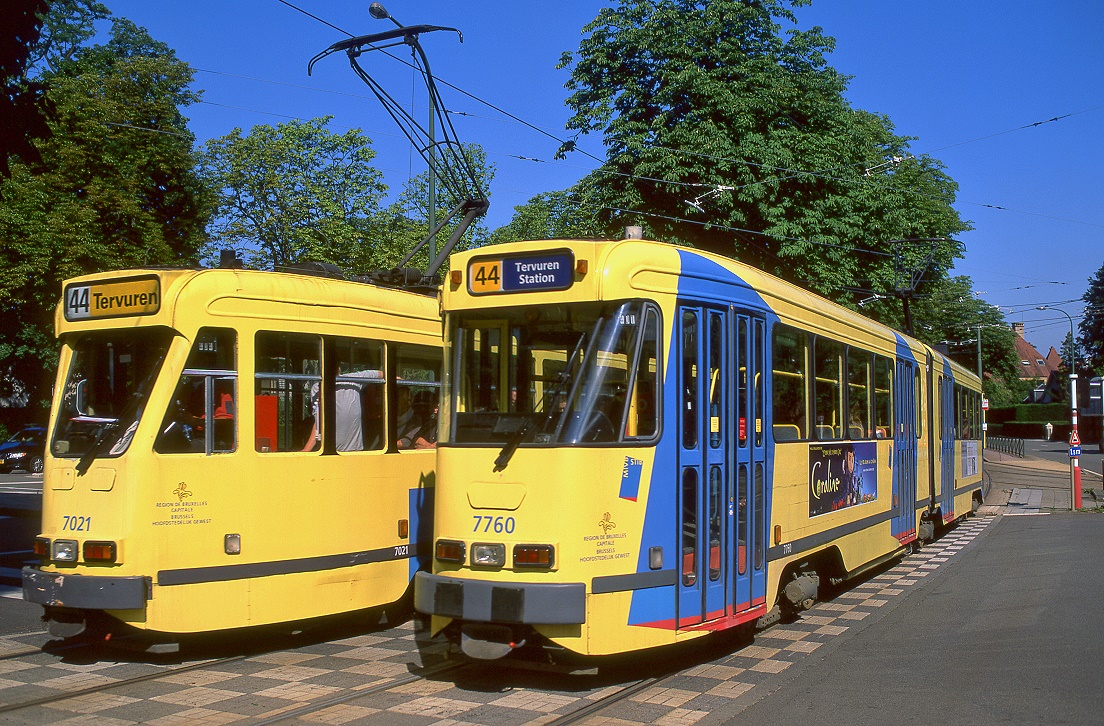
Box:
<box><xmin>75</xmin><ymin>380</ymin><xmax>90</xmax><ymax>416</ymax></box>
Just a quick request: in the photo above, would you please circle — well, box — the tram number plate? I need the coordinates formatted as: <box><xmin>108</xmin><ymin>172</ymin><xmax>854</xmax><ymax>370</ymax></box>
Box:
<box><xmin>63</xmin><ymin>276</ymin><xmax>161</xmax><ymax>321</ymax></box>
<box><xmin>468</xmin><ymin>251</ymin><xmax>574</xmax><ymax>295</ymax></box>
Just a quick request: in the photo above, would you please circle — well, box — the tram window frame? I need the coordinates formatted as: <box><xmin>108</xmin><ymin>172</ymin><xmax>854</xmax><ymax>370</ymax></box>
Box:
<box><xmin>155</xmin><ymin>327</ymin><xmax>238</xmax><ymax>456</ymax></box>
<box><xmin>770</xmin><ymin>323</ymin><xmax>808</xmax><ymax>442</ymax></box>
<box><xmin>682</xmin><ymin>310</ymin><xmax>699</xmax><ymax>450</ymax></box>
<box><xmin>813</xmin><ymin>336</ymin><xmax>844</xmax><ymax>441</ymax></box>
<box><xmin>624</xmin><ymin>306</ymin><xmax>661</xmax><ymax>441</ymax></box>
<box><xmin>254</xmin><ymin>331</ymin><xmax>322</xmax><ymax>453</ymax></box>
<box><xmin>754</xmin><ymin>320</ymin><xmax>765</xmax><ymax>447</ymax></box>
<box><xmin>708</xmin><ymin>313</ymin><xmax>723</xmax><ymax>449</ymax></box>
<box><xmin>846</xmin><ymin>347</ymin><xmax>871</xmax><ymax>440</ymax></box>
<box><xmin>915</xmin><ymin>367</ymin><xmax>923</xmax><ymax>440</ymax></box>
<box><xmin>874</xmin><ymin>355</ymin><xmax>893</xmax><ymax>438</ymax></box>
<box><xmin>394</xmin><ymin>344</ymin><xmax>442</xmax><ymax>451</ymax></box>
<box><xmin>332</xmin><ymin>337</ymin><xmax>385</xmax><ymax>453</ymax></box>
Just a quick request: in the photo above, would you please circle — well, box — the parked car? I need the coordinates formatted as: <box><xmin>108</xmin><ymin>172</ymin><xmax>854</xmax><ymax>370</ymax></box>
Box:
<box><xmin>0</xmin><ymin>426</ymin><xmax>46</xmax><ymax>474</ymax></box>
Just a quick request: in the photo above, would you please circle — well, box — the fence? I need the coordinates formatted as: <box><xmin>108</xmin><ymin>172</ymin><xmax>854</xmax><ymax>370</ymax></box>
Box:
<box><xmin>986</xmin><ymin>436</ymin><xmax>1024</xmax><ymax>458</ymax></box>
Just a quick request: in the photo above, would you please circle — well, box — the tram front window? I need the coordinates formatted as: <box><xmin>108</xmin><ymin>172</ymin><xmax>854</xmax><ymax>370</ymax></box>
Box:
<box><xmin>447</xmin><ymin>300</ymin><xmax>659</xmax><ymax>447</ymax></box>
<box><xmin>52</xmin><ymin>329</ymin><xmax>174</xmax><ymax>459</ymax></box>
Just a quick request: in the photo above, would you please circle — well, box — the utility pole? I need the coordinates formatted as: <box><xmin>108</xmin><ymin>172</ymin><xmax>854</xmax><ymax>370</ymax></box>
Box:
<box><xmin>1038</xmin><ymin>305</ymin><xmax>1080</xmax><ymax>510</ymax></box>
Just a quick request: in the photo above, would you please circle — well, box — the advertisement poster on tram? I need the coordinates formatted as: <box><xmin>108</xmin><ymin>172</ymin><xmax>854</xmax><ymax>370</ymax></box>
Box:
<box><xmin>809</xmin><ymin>442</ymin><xmax>878</xmax><ymax>516</ymax></box>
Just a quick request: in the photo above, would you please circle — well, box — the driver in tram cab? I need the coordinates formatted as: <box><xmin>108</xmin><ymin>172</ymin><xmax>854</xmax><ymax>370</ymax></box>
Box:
<box><xmin>395</xmin><ymin>386</ymin><xmax>423</xmax><ymax>449</ymax></box>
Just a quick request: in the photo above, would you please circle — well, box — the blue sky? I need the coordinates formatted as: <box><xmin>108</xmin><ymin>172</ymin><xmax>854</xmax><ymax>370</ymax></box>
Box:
<box><xmin>102</xmin><ymin>1</ymin><xmax>1104</xmax><ymax>357</ymax></box>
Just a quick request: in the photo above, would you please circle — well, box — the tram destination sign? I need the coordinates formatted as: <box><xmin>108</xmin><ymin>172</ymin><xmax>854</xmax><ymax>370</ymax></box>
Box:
<box><xmin>468</xmin><ymin>250</ymin><xmax>574</xmax><ymax>295</ymax></box>
<box><xmin>63</xmin><ymin>275</ymin><xmax>161</xmax><ymax>322</ymax></box>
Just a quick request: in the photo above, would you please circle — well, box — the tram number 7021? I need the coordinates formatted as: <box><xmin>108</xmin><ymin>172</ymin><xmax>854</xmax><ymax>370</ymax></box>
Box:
<box><xmin>472</xmin><ymin>515</ymin><xmax>515</xmax><ymax>534</ymax></box>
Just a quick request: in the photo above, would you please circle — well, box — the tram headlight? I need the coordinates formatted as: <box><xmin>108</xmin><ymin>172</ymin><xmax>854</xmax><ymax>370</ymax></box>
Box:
<box><xmin>52</xmin><ymin>539</ymin><xmax>78</xmax><ymax>562</ymax></box>
<box><xmin>435</xmin><ymin>539</ymin><xmax>466</xmax><ymax>564</ymax></box>
<box><xmin>513</xmin><ymin>544</ymin><xmax>554</xmax><ymax>569</ymax></box>
<box><xmin>471</xmin><ymin>543</ymin><xmax>505</xmax><ymax>568</ymax></box>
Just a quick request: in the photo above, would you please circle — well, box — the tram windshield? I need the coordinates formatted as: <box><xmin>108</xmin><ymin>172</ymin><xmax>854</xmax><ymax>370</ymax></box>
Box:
<box><xmin>52</xmin><ymin>329</ymin><xmax>174</xmax><ymax>460</ymax></box>
<box><xmin>445</xmin><ymin>300</ymin><xmax>660</xmax><ymax>447</ymax></box>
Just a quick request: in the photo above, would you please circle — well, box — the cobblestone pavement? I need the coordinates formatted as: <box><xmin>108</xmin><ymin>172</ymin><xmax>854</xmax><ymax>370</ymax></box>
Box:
<box><xmin>0</xmin><ymin>517</ymin><xmax>993</xmax><ymax>726</ymax></box>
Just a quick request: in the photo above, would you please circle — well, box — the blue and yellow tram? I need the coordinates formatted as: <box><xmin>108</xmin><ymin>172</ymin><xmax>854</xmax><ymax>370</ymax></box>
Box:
<box><xmin>23</xmin><ymin>260</ymin><xmax>441</xmax><ymax>645</ymax></box>
<box><xmin>415</xmin><ymin>237</ymin><xmax>983</xmax><ymax>659</ymax></box>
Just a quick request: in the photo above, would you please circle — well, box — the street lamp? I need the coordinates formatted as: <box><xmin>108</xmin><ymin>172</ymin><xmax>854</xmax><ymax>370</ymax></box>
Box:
<box><xmin>1036</xmin><ymin>304</ymin><xmax>1081</xmax><ymax>509</ymax></box>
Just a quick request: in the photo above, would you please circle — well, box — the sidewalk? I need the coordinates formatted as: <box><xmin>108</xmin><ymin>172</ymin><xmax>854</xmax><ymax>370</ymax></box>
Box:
<box><xmin>980</xmin><ymin>448</ymin><xmax>1104</xmax><ymax>514</ymax></box>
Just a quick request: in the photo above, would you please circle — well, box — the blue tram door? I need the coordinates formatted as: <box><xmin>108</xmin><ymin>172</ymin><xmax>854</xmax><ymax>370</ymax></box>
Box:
<box><xmin>733</xmin><ymin>314</ymin><xmax>766</xmax><ymax>615</ymax></box>
<box><xmin>676</xmin><ymin>306</ymin><xmax>729</xmax><ymax>626</ymax></box>
<box><xmin>893</xmin><ymin>358</ymin><xmax>918</xmax><ymax>541</ymax></box>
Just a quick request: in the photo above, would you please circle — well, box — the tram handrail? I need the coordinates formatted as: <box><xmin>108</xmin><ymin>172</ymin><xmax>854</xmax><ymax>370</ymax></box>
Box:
<box><xmin>986</xmin><ymin>436</ymin><xmax>1024</xmax><ymax>458</ymax></box>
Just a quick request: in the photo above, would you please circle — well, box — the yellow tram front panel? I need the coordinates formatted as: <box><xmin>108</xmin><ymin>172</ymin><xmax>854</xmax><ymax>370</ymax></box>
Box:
<box><xmin>26</xmin><ymin>266</ymin><xmax>441</xmax><ymax>639</ymax></box>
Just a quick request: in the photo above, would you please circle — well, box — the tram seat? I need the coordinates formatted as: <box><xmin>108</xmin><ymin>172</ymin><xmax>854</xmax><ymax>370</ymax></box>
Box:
<box><xmin>875</xmin><ymin>427</ymin><xmax>889</xmax><ymax>439</ymax></box>
<box><xmin>849</xmin><ymin>425</ymin><xmax>864</xmax><ymax>439</ymax></box>
<box><xmin>816</xmin><ymin>425</ymin><xmax>837</xmax><ymax>440</ymax></box>
<box><xmin>773</xmin><ymin>424</ymin><xmax>800</xmax><ymax>441</ymax></box>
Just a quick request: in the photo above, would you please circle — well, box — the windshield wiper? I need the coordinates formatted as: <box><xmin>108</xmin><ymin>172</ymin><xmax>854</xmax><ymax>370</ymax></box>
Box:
<box><xmin>492</xmin><ymin>328</ymin><xmax>591</xmax><ymax>473</ymax></box>
<box><xmin>75</xmin><ymin>350</ymin><xmax>166</xmax><ymax>476</ymax></box>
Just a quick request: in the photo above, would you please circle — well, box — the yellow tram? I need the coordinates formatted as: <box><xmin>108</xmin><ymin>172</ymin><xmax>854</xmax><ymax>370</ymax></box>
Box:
<box><xmin>415</xmin><ymin>237</ymin><xmax>983</xmax><ymax>659</ymax></box>
<box><xmin>23</xmin><ymin>259</ymin><xmax>441</xmax><ymax>646</ymax></box>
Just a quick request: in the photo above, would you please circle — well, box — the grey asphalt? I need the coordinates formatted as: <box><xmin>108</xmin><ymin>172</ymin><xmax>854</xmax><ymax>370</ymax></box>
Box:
<box><xmin>709</xmin><ymin>452</ymin><xmax>1104</xmax><ymax>725</ymax></box>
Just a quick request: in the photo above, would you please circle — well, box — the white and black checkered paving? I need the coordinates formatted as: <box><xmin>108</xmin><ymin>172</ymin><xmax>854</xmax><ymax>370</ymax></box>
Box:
<box><xmin>0</xmin><ymin>517</ymin><xmax>992</xmax><ymax>725</ymax></box>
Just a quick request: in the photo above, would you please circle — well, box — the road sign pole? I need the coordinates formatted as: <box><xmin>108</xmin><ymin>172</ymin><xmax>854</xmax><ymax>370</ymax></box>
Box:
<box><xmin>1070</xmin><ymin>374</ymin><xmax>1081</xmax><ymax>510</ymax></box>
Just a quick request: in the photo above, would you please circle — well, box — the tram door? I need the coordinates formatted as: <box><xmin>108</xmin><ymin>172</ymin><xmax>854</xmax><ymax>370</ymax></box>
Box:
<box><xmin>676</xmin><ymin>306</ymin><xmax>729</xmax><ymax>626</ymax></box>
<box><xmin>940</xmin><ymin>374</ymin><xmax>955</xmax><ymax>519</ymax></box>
<box><xmin>893</xmin><ymin>358</ymin><xmax>918</xmax><ymax>540</ymax></box>
<box><xmin>733</xmin><ymin>314</ymin><xmax>766</xmax><ymax>614</ymax></box>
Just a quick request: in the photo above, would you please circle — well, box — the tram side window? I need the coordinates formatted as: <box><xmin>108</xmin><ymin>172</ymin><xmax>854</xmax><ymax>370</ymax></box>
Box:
<box><xmin>874</xmin><ymin>356</ymin><xmax>893</xmax><ymax>437</ymax></box>
<box><xmin>255</xmin><ymin>332</ymin><xmax>321</xmax><ymax>453</ymax></box>
<box><xmin>155</xmin><ymin>328</ymin><xmax>237</xmax><ymax>455</ymax></box>
<box><xmin>334</xmin><ymin>338</ymin><xmax>384</xmax><ymax>452</ymax></box>
<box><xmin>846</xmin><ymin>348</ymin><xmax>870</xmax><ymax>439</ymax></box>
<box><xmin>682</xmin><ymin>311</ymin><xmax>698</xmax><ymax>449</ymax></box>
<box><xmin>395</xmin><ymin>345</ymin><xmax>442</xmax><ymax>450</ymax></box>
<box><xmin>915</xmin><ymin>367</ymin><xmax>923</xmax><ymax>439</ymax></box>
<box><xmin>813</xmin><ymin>337</ymin><xmax>844</xmax><ymax>440</ymax></box>
<box><xmin>771</xmin><ymin>324</ymin><xmax>807</xmax><ymax>441</ymax></box>
<box><xmin>625</xmin><ymin>307</ymin><xmax>660</xmax><ymax>440</ymax></box>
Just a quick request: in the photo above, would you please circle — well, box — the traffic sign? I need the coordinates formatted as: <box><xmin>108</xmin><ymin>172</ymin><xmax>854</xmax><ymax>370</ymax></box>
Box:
<box><xmin>1069</xmin><ymin>430</ymin><xmax>1081</xmax><ymax>446</ymax></box>
<box><xmin>982</xmin><ymin>398</ymin><xmax>989</xmax><ymax>411</ymax></box>
<box><xmin>1070</xmin><ymin>445</ymin><xmax>1082</xmax><ymax>458</ymax></box>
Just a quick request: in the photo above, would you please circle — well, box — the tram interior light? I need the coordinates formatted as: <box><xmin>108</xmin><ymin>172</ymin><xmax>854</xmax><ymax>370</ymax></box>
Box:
<box><xmin>649</xmin><ymin>546</ymin><xmax>663</xmax><ymax>570</ymax></box>
<box><xmin>33</xmin><ymin>537</ymin><xmax>50</xmax><ymax>558</ymax></box>
<box><xmin>436</xmin><ymin>539</ymin><xmax>466</xmax><ymax>564</ymax></box>
<box><xmin>52</xmin><ymin>539</ymin><xmax>77</xmax><ymax>562</ymax></box>
<box><xmin>514</xmin><ymin>544</ymin><xmax>554</xmax><ymax>568</ymax></box>
<box><xmin>224</xmin><ymin>533</ymin><xmax>241</xmax><ymax>555</ymax></box>
<box><xmin>83</xmin><ymin>541</ymin><xmax>117</xmax><ymax>563</ymax></box>
<box><xmin>471</xmin><ymin>543</ymin><xmax>505</xmax><ymax>567</ymax></box>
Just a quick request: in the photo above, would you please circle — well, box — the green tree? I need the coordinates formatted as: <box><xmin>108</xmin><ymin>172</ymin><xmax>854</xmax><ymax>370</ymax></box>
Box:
<box><xmin>199</xmin><ymin>117</ymin><xmax>389</xmax><ymax>271</ymax></box>
<box><xmin>490</xmin><ymin>189</ymin><xmax>604</xmax><ymax>245</ymax></box>
<box><xmin>380</xmin><ymin>143</ymin><xmax>495</xmax><ymax>273</ymax></box>
<box><xmin>911</xmin><ymin>276</ymin><xmax>1020</xmax><ymax>404</ymax></box>
<box><xmin>1080</xmin><ymin>260</ymin><xmax>1104</xmax><ymax>375</ymax></box>
<box><xmin>0</xmin><ymin>13</ymin><xmax>208</xmax><ymax>412</ymax></box>
<box><xmin>557</xmin><ymin>0</ymin><xmax>967</xmax><ymax>304</ymax></box>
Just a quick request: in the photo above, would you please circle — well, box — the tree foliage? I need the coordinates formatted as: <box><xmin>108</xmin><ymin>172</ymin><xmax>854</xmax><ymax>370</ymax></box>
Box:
<box><xmin>911</xmin><ymin>276</ymin><xmax>1021</xmax><ymax>405</ymax></box>
<box><xmin>0</xmin><ymin>12</ymin><xmax>209</xmax><ymax>412</ymax></box>
<box><xmin>490</xmin><ymin>189</ymin><xmax>604</xmax><ymax>245</ymax></box>
<box><xmin>556</xmin><ymin>0</ymin><xmax>968</xmax><ymax>306</ymax></box>
<box><xmin>199</xmin><ymin>117</ymin><xmax>390</xmax><ymax>271</ymax></box>
<box><xmin>1080</xmin><ymin>260</ymin><xmax>1104</xmax><ymax>376</ymax></box>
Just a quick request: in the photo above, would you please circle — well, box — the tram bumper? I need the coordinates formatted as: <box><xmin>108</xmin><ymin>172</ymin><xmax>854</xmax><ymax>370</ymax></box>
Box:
<box><xmin>414</xmin><ymin>571</ymin><xmax>585</xmax><ymax>625</ymax></box>
<box><xmin>22</xmin><ymin>567</ymin><xmax>150</xmax><ymax>611</ymax></box>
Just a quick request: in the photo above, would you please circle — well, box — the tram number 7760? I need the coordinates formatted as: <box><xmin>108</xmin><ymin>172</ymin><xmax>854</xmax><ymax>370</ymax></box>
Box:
<box><xmin>472</xmin><ymin>515</ymin><xmax>515</xmax><ymax>534</ymax></box>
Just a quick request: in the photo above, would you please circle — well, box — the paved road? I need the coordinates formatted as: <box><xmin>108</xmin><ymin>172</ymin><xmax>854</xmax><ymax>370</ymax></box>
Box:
<box><xmin>715</xmin><ymin>512</ymin><xmax>1104</xmax><ymax>725</ymax></box>
<box><xmin>1022</xmin><ymin>437</ymin><xmax>1104</xmax><ymax>487</ymax></box>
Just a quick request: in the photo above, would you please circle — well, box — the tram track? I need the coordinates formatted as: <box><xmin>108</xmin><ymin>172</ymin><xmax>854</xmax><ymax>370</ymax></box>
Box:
<box><xmin>0</xmin><ymin>653</ymin><xmax>247</xmax><ymax>715</ymax></box>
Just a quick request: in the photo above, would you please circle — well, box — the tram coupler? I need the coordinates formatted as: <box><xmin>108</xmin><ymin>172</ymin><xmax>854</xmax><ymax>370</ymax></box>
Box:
<box><xmin>783</xmin><ymin>573</ymin><xmax>820</xmax><ymax>611</ymax></box>
<box><xmin>459</xmin><ymin>623</ymin><xmax>527</xmax><ymax>660</ymax></box>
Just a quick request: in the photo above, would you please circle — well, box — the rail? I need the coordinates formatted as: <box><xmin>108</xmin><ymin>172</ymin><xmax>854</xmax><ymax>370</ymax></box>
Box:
<box><xmin>986</xmin><ymin>436</ymin><xmax>1024</xmax><ymax>458</ymax></box>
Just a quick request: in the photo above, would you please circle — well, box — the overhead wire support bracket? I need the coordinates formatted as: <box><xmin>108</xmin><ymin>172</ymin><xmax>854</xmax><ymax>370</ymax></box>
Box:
<box><xmin>308</xmin><ymin>16</ymin><xmax>489</xmax><ymax>292</ymax></box>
